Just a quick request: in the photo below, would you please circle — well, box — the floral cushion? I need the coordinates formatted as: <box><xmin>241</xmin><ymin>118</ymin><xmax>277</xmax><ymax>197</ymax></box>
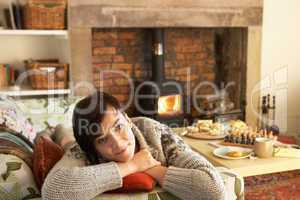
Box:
<box><xmin>0</xmin><ymin>154</ymin><xmax>40</xmax><ymax>200</ymax></box>
<box><xmin>0</xmin><ymin>96</ymin><xmax>36</xmax><ymax>143</ymax></box>
<box><xmin>14</xmin><ymin>96</ymin><xmax>80</xmax><ymax>133</ymax></box>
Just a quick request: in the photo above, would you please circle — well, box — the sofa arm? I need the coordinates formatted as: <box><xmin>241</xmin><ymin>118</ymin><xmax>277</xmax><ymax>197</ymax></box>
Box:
<box><xmin>216</xmin><ymin>167</ymin><xmax>244</xmax><ymax>200</ymax></box>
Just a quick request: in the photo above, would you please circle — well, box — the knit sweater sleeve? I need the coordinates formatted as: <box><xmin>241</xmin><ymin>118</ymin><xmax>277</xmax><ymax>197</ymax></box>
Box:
<box><xmin>161</xmin><ymin>128</ymin><xmax>226</xmax><ymax>200</ymax></box>
<box><xmin>41</xmin><ymin>144</ymin><xmax>122</xmax><ymax>200</ymax></box>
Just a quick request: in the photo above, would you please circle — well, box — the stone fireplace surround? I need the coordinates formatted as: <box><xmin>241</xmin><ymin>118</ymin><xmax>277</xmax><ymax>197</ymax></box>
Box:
<box><xmin>69</xmin><ymin>0</ymin><xmax>263</xmax><ymax>126</ymax></box>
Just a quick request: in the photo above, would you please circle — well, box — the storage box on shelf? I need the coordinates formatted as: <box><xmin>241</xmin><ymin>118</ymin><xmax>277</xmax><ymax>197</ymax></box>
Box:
<box><xmin>23</xmin><ymin>0</ymin><xmax>67</xmax><ymax>30</ymax></box>
<box><xmin>25</xmin><ymin>59</ymin><xmax>69</xmax><ymax>90</ymax></box>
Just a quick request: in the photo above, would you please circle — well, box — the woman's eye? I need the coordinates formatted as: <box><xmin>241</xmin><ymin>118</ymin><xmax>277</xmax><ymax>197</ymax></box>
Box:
<box><xmin>115</xmin><ymin>124</ymin><xmax>123</xmax><ymax>131</ymax></box>
<box><xmin>98</xmin><ymin>138</ymin><xmax>107</xmax><ymax>144</ymax></box>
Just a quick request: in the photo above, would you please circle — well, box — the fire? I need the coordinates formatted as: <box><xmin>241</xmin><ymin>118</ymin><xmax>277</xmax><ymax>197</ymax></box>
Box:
<box><xmin>158</xmin><ymin>95</ymin><xmax>182</xmax><ymax>115</ymax></box>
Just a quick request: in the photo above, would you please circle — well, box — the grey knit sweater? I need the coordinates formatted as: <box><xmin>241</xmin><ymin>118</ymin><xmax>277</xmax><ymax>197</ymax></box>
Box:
<box><xmin>42</xmin><ymin>117</ymin><xmax>226</xmax><ymax>200</ymax></box>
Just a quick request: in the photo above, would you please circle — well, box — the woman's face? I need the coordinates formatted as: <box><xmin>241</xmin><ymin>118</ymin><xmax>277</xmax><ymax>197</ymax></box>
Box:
<box><xmin>93</xmin><ymin>106</ymin><xmax>136</xmax><ymax>162</ymax></box>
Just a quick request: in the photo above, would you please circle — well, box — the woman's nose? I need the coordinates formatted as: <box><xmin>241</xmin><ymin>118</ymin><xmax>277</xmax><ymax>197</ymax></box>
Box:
<box><xmin>110</xmin><ymin>133</ymin><xmax>124</xmax><ymax>150</ymax></box>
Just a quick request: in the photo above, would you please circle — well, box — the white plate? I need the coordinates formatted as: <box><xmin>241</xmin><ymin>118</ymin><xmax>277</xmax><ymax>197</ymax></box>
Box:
<box><xmin>213</xmin><ymin>146</ymin><xmax>253</xmax><ymax>160</ymax></box>
<box><xmin>186</xmin><ymin>132</ymin><xmax>227</xmax><ymax>140</ymax></box>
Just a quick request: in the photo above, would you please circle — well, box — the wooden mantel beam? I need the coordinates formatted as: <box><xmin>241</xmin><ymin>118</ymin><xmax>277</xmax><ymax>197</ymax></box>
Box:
<box><xmin>70</xmin><ymin>0</ymin><xmax>263</xmax><ymax>9</ymax></box>
<box><xmin>69</xmin><ymin>0</ymin><xmax>263</xmax><ymax>28</ymax></box>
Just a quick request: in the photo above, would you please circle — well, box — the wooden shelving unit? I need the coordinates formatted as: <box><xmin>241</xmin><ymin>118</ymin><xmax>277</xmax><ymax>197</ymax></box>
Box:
<box><xmin>0</xmin><ymin>0</ymin><xmax>70</xmax><ymax>98</ymax></box>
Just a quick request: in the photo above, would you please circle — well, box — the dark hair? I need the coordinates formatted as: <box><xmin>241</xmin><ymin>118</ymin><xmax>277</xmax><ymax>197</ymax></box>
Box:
<box><xmin>72</xmin><ymin>91</ymin><xmax>120</xmax><ymax>164</ymax></box>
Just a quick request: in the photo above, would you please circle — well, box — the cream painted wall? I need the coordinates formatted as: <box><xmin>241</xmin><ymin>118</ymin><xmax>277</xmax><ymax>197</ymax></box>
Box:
<box><xmin>0</xmin><ymin>36</ymin><xmax>69</xmax><ymax>70</ymax></box>
<box><xmin>261</xmin><ymin>0</ymin><xmax>300</xmax><ymax>137</ymax></box>
<box><xmin>0</xmin><ymin>35</ymin><xmax>70</xmax><ymax>87</ymax></box>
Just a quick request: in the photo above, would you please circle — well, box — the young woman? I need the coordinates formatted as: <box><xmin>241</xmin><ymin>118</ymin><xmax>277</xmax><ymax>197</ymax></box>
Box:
<box><xmin>42</xmin><ymin>91</ymin><xmax>226</xmax><ymax>200</ymax></box>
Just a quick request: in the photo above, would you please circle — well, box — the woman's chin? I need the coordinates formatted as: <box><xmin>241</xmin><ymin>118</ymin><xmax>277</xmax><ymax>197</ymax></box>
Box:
<box><xmin>117</xmin><ymin>157</ymin><xmax>130</xmax><ymax>162</ymax></box>
<box><xmin>115</xmin><ymin>149</ymin><xmax>134</xmax><ymax>162</ymax></box>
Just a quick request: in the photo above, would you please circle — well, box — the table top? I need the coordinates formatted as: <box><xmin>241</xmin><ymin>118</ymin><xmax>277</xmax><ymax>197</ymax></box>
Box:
<box><xmin>172</xmin><ymin>128</ymin><xmax>300</xmax><ymax>177</ymax></box>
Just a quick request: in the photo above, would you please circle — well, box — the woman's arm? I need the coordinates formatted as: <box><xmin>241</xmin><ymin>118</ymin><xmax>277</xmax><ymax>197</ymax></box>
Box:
<box><xmin>42</xmin><ymin>161</ymin><xmax>123</xmax><ymax>200</ymax></box>
<box><xmin>41</xmin><ymin>141</ymin><xmax>126</xmax><ymax>200</ymax></box>
<box><xmin>144</xmin><ymin>165</ymin><xmax>167</xmax><ymax>186</ymax></box>
<box><xmin>159</xmin><ymin>127</ymin><xmax>226</xmax><ymax>200</ymax></box>
<box><xmin>42</xmin><ymin>144</ymin><xmax>160</xmax><ymax>200</ymax></box>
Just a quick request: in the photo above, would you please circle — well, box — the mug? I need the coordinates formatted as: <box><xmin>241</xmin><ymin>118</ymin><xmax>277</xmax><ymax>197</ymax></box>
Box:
<box><xmin>254</xmin><ymin>137</ymin><xmax>276</xmax><ymax>158</ymax></box>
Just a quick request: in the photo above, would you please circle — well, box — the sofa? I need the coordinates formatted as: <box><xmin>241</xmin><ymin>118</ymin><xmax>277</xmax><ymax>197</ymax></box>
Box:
<box><xmin>0</xmin><ymin>95</ymin><xmax>244</xmax><ymax>200</ymax></box>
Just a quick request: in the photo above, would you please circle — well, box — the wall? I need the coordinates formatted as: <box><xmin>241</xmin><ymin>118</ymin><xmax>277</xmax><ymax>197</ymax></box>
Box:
<box><xmin>261</xmin><ymin>0</ymin><xmax>300</xmax><ymax>137</ymax></box>
<box><xmin>92</xmin><ymin>29</ymin><xmax>149</xmax><ymax>103</ymax></box>
<box><xmin>0</xmin><ymin>36</ymin><xmax>69</xmax><ymax>70</ymax></box>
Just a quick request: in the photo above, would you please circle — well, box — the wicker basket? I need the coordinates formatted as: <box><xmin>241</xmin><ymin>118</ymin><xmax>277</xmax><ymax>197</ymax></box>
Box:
<box><xmin>26</xmin><ymin>60</ymin><xmax>69</xmax><ymax>89</ymax></box>
<box><xmin>23</xmin><ymin>0</ymin><xmax>67</xmax><ymax>30</ymax></box>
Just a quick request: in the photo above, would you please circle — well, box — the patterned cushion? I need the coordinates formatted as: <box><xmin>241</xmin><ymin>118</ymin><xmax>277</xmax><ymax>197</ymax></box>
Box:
<box><xmin>0</xmin><ymin>133</ymin><xmax>33</xmax><ymax>169</ymax></box>
<box><xmin>0</xmin><ymin>96</ymin><xmax>36</xmax><ymax>143</ymax></box>
<box><xmin>14</xmin><ymin>97</ymin><xmax>80</xmax><ymax>133</ymax></box>
<box><xmin>0</xmin><ymin>131</ymin><xmax>33</xmax><ymax>154</ymax></box>
<box><xmin>0</xmin><ymin>154</ymin><xmax>40</xmax><ymax>200</ymax></box>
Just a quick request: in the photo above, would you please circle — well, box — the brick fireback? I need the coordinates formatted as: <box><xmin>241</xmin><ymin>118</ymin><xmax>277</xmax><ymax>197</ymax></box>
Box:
<box><xmin>92</xmin><ymin>28</ymin><xmax>216</xmax><ymax>106</ymax></box>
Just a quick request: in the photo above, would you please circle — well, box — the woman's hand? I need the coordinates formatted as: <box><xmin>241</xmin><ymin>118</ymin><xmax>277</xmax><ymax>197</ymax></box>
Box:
<box><xmin>117</xmin><ymin>149</ymin><xmax>161</xmax><ymax>177</ymax></box>
<box><xmin>144</xmin><ymin>165</ymin><xmax>167</xmax><ymax>186</ymax></box>
<box><xmin>129</xmin><ymin>149</ymin><xmax>161</xmax><ymax>172</ymax></box>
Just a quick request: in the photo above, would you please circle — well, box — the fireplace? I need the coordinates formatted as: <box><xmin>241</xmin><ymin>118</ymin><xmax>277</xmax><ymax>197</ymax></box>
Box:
<box><xmin>90</xmin><ymin>28</ymin><xmax>249</xmax><ymax>126</ymax></box>
<box><xmin>69</xmin><ymin>0</ymin><xmax>263</xmax><ymax>127</ymax></box>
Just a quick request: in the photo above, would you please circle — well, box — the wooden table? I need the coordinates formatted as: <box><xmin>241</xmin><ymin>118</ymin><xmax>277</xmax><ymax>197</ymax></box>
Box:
<box><xmin>172</xmin><ymin>128</ymin><xmax>300</xmax><ymax>177</ymax></box>
<box><xmin>183</xmin><ymin>137</ymin><xmax>300</xmax><ymax>177</ymax></box>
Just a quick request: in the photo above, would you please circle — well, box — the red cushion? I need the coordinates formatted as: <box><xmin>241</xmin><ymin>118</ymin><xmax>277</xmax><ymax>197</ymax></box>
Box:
<box><xmin>33</xmin><ymin>136</ymin><xmax>64</xmax><ymax>190</ymax></box>
<box><xmin>109</xmin><ymin>172</ymin><xmax>156</xmax><ymax>193</ymax></box>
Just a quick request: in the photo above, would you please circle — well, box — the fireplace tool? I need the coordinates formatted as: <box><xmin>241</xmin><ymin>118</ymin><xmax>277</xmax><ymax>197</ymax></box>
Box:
<box><xmin>268</xmin><ymin>94</ymin><xmax>280</xmax><ymax>135</ymax></box>
<box><xmin>260</xmin><ymin>94</ymin><xmax>280</xmax><ymax>135</ymax></box>
<box><xmin>260</xmin><ymin>95</ymin><xmax>268</xmax><ymax>130</ymax></box>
